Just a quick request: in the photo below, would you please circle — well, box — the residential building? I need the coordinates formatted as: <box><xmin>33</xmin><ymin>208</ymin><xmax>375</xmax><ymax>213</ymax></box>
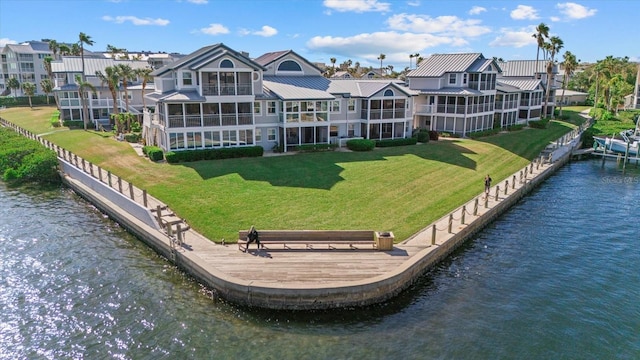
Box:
<box><xmin>142</xmin><ymin>43</ymin><xmax>413</xmax><ymax>152</ymax></box>
<box><xmin>624</xmin><ymin>63</ymin><xmax>640</xmax><ymax>110</ymax></box>
<box><xmin>0</xmin><ymin>41</ymin><xmax>53</xmax><ymax>96</ymax></box>
<box><xmin>408</xmin><ymin>53</ymin><xmax>500</xmax><ymax>136</ymax></box>
<box><xmin>497</xmin><ymin>60</ymin><xmax>557</xmax><ymax>121</ymax></box>
<box><xmin>51</xmin><ymin>56</ymin><xmax>152</xmax><ymax>124</ymax></box>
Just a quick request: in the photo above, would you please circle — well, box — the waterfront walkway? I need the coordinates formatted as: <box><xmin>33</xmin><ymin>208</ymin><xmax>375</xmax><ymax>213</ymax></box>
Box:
<box><xmin>1</xmin><ymin>116</ymin><xmax>584</xmax><ymax>309</ymax></box>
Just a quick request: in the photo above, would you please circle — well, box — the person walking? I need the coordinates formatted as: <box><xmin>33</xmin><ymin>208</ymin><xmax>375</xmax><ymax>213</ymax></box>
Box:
<box><xmin>484</xmin><ymin>174</ymin><xmax>492</xmax><ymax>198</ymax></box>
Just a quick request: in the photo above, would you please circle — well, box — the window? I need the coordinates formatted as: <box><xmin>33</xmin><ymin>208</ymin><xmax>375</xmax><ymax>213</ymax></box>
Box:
<box><xmin>254</xmin><ymin>101</ymin><xmax>261</xmax><ymax>115</ymax></box>
<box><xmin>255</xmin><ymin>128</ymin><xmax>262</xmax><ymax>142</ymax></box>
<box><xmin>182</xmin><ymin>72</ymin><xmax>192</xmax><ymax>86</ymax></box>
<box><xmin>330</xmin><ymin>100</ymin><xmax>340</xmax><ymax>112</ymax></box>
<box><xmin>267</xmin><ymin>101</ymin><xmax>277</xmax><ymax>114</ymax></box>
<box><xmin>330</xmin><ymin>125</ymin><xmax>338</xmax><ymax>137</ymax></box>
<box><xmin>220</xmin><ymin>59</ymin><xmax>234</xmax><ymax>68</ymax></box>
<box><xmin>277</xmin><ymin>60</ymin><xmax>302</xmax><ymax>72</ymax></box>
<box><xmin>267</xmin><ymin>128</ymin><xmax>276</xmax><ymax>141</ymax></box>
<box><xmin>348</xmin><ymin>99</ymin><xmax>356</xmax><ymax>112</ymax></box>
<box><xmin>449</xmin><ymin>74</ymin><xmax>456</xmax><ymax>84</ymax></box>
<box><xmin>239</xmin><ymin>129</ymin><xmax>253</xmax><ymax>145</ymax></box>
<box><xmin>463</xmin><ymin>73</ymin><xmax>468</xmax><ymax>85</ymax></box>
<box><xmin>169</xmin><ymin>133</ymin><xmax>185</xmax><ymax>150</ymax></box>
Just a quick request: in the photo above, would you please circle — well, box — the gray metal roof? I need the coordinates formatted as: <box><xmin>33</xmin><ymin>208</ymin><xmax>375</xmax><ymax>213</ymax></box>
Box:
<box><xmin>146</xmin><ymin>91</ymin><xmax>205</xmax><ymax>102</ymax></box>
<box><xmin>253</xmin><ymin>49</ymin><xmax>325</xmax><ymax>74</ymax></box>
<box><xmin>498</xmin><ymin>60</ymin><xmax>552</xmax><ymax>77</ymax></box>
<box><xmin>152</xmin><ymin>43</ymin><xmax>265</xmax><ymax>76</ymax></box>
<box><xmin>263</xmin><ymin>76</ymin><xmax>334</xmax><ymax>100</ymax></box>
<box><xmin>415</xmin><ymin>87</ymin><xmax>484</xmax><ymax>96</ymax></box>
<box><xmin>496</xmin><ymin>82</ymin><xmax>521</xmax><ymax>93</ymax></box>
<box><xmin>407</xmin><ymin>53</ymin><xmax>484</xmax><ymax>77</ymax></box>
<box><xmin>327</xmin><ymin>79</ymin><xmax>417</xmax><ymax>97</ymax></box>
<box><xmin>51</xmin><ymin>57</ymin><xmax>150</xmax><ymax>76</ymax></box>
<box><xmin>497</xmin><ymin>79</ymin><xmax>542</xmax><ymax>91</ymax></box>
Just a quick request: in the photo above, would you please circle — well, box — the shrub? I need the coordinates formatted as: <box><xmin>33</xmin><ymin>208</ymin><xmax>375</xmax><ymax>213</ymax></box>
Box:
<box><xmin>468</xmin><ymin>128</ymin><xmax>501</xmax><ymax>139</ymax></box>
<box><xmin>294</xmin><ymin>143</ymin><xmax>336</xmax><ymax>152</ymax></box>
<box><xmin>346</xmin><ymin>139</ymin><xmax>375</xmax><ymax>151</ymax></box>
<box><xmin>528</xmin><ymin>119</ymin><xmax>549</xmax><ymax>129</ymax></box>
<box><xmin>124</xmin><ymin>133</ymin><xmax>140</xmax><ymax>143</ymax></box>
<box><xmin>415</xmin><ymin>129</ymin><xmax>430</xmax><ymax>143</ymax></box>
<box><xmin>143</xmin><ymin>146</ymin><xmax>164</xmax><ymax>162</ymax></box>
<box><xmin>62</xmin><ymin>120</ymin><xmax>84</xmax><ymax>128</ymax></box>
<box><xmin>507</xmin><ymin>124</ymin><xmax>525</xmax><ymax>132</ymax></box>
<box><xmin>376</xmin><ymin>137</ymin><xmax>418</xmax><ymax>147</ymax></box>
<box><xmin>165</xmin><ymin>146</ymin><xmax>264</xmax><ymax>163</ymax></box>
<box><xmin>0</xmin><ymin>128</ymin><xmax>60</xmax><ymax>185</ymax></box>
<box><xmin>429</xmin><ymin>131</ymin><xmax>439</xmax><ymax>141</ymax></box>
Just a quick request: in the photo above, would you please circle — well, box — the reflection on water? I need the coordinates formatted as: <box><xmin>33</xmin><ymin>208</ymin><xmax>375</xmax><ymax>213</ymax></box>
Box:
<box><xmin>1</xmin><ymin>160</ymin><xmax>639</xmax><ymax>359</ymax></box>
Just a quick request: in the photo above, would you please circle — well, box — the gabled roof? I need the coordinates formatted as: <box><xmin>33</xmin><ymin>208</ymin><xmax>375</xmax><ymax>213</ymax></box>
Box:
<box><xmin>145</xmin><ymin>90</ymin><xmax>205</xmax><ymax>102</ymax></box>
<box><xmin>497</xmin><ymin>79</ymin><xmax>542</xmax><ymax>91</ymax></box>
<box><xmin>407</xmin><ymin>53</ymin><xmax>485</xmax><ymax>77</ymax></box>
<box><xmin>254</xmin><ymin>49</ymin><xmax>325</xmax><ymax>74</ymax></box>
<box><xmin>51</xmin><ymin>57</ymin><xmax>150</xmax><ymax>76</ymax></box>
<box><xmin>152</xmin><ymin>43</ymin><xmax>265</xmax><ymax>76</ymax></box>
<box><xmin>328</xmin><ymin>79</ymin><xmax>417</xmax><ymax>97</ymax></box>
<box><xmin>498</xmin><ymin>60</ymin><xmax>552</xmax><ymax>77</ymax></box>
<box><xmin>496</xmin><ymin>82</ymin><xmax>521</xmax><ymax>93</ymax></box>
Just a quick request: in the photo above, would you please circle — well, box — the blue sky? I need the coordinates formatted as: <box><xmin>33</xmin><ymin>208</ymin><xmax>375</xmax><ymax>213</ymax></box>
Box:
<box><xmin>1</xmin><ymin>0</ymin><xmax>637</xmax><ymax>70</ymax></box>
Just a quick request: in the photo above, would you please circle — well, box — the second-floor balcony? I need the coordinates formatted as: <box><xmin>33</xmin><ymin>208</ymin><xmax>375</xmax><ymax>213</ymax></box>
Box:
<box><xmin>361</xmin><ymin>109</ymin><xmax>406</xmax><ymax>120</ymax></box>
<box><xmin>167</xmin><ymin>113</ymin><xmax>253</xmax><ymax>128</ymax></box>
<box><xmin>202</xmin><ymin>83</ymin><xmax>252</xmax><ymax>96</ymax></box>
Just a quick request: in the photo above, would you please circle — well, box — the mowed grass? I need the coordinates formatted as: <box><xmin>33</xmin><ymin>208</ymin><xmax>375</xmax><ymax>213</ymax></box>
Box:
<box><xmin>1</xmin><ymin>105</ymin><xmax>578</xmax><ymax>242</ymax></box>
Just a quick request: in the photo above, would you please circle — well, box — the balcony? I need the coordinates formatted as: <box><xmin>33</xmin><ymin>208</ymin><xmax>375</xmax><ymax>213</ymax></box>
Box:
<box><xmin>414</xmin><ymin>104</ymin><xmax>436</xmax><ymax>114</ymax></box>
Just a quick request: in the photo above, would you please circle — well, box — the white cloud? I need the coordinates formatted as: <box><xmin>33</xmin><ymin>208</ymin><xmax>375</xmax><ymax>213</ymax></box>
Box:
<box><xmin>510</xmin><ymin>5</ymin><xmax>539</xmax><ymax>20</ymax></box>
<box><xmin>254</xmin><ymin>25</ymin><xmax>278</xmax><ymax>37</ymax></box>
<box><xmin>489</xmin><ymin>26</ymin><xmax>537</xmax><ymax>48</ymax></box>
<box><xmin>307</xmin><ymin>31</ymin><xmax>466</xmax><ymax>66</ymax></box>
<box><xmin>469</xmin><ymin>6</ymin><xmax>487</xmax><ymax>15</ymax></box>
<box><xmin>323</xmin><ymin>0</ymin><xmax>391</xmax><ymax>13</ymax></box>
<box><xmin>556</xmin><ymin>2</ymin><xmax>597</xmax><ymax>19</ymax></box>
<box><xmin>407</xmin><ymin>0</ymin><xmax>420</xmax><ymax>6</ymax></box>
<box><xmin>0</xmin><ymin>38</ymin><xmax>18</xmax><ymax>47</ymax></box>
<box><xmin>550</xmin><ymin>16</ymin><xmax>561</xmax><ymax>22</ymax></box>
<box><xmin>102</xmin><ymin>15</ymin><xmax>169</xmax><ymax>26</ymax></box>
<box><xmin>187</xmin><ymin>0</ymin><xmax>208</xmax><ymax>3</ymax></box>
<box><xmin>199</xmin><ymin>23</ymin><xmax>230</xmax><ymax>35</ymax></box>
<box><xmin>387</xmin><ymin>13</ymin><xmax>491</xmax><ymax>37</ymax></box>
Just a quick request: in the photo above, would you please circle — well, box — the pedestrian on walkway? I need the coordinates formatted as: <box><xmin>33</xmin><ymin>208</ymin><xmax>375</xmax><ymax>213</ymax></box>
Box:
<box><xmin>246</xmin><ymin>225</ymin><xmax>260</xmax><ymax>252</ymax></box>
<box><xmin>484</xmin><ymin>174</ymin><xmax>492</xmax><ymax>198</ymax></box>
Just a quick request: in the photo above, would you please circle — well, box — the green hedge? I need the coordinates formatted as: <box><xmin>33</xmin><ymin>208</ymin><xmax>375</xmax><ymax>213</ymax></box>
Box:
<box><xmin>124</xmin><ymin>133</ymin><xmax>140</xmax><ymax>143</ymax></box>
<box><xmin>468</xmin><ymin>128</ymin><xmax>501</xmax><ymax>139</ymax></box>
<box><xmin>414</xmin><ymin>129</ymin><xmax>430</xmax><ymax>143</ymax></box>
<box><xmin>0</xmin><ymin>95</ymin><xmax>55</xmax><ymax>108</ymax></box>
<box><xmin>0</xmin><ymin>128</ymin><xmax>60</xmax><ymax>185</ymax></box>
<box><xmin>346</xmin><ymin>139</ymin><xmax>375</xmax><ymax>151</ymax></box>
<box><xmin>142</xmin><ymin>146</ymin><xmax>164</xmax><ymax>162</ymax></box>
<box><xmin>62</xmin><ymin>120</ymin><xmax>84</xmax><ymax>128</ymax></box>
<box><xmin>293</xmin><ymin>143</ymin><xmax>337</xmax><ymax>152</ymax></box>
<box><xmin>165</xmin><ymin>146</ymin><xmax>264</xmax><ymax>163</ymax></box>
<box><xmin>375</xmin><ymin>137</ymin><xmax>418</xmax><ymax>147</ymax></box>
<box><xmin>528</xmin><ymin>119</ymin><xmax>549</xmax><ymax>129</ymax></box>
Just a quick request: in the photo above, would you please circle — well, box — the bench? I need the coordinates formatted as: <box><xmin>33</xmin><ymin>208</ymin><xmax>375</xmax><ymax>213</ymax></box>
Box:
<box><xmin>238</xmin><ymin>230</ymin><xmax>376</xmax><ymax>252</ymax></box>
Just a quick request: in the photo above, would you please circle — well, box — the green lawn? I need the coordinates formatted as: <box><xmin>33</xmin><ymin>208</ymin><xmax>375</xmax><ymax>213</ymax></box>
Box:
<box><xmin>1</xmin><ymin>105</ymin><xmax>582</xmax><ymax>243</ymax></box>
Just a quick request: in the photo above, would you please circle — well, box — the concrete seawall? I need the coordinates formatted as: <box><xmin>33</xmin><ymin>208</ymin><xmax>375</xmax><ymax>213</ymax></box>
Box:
<box><xmin>2</xmin><ymin>115</ymin><xmax>584</xmax><ymax>309</ymax></box>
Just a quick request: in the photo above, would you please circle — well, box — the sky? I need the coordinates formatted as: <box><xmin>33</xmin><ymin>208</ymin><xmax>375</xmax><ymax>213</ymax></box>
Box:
<box><xmin>1</xmin><ymin>0</ymin><xmax>638</xmax><ymax>71</ymax></box>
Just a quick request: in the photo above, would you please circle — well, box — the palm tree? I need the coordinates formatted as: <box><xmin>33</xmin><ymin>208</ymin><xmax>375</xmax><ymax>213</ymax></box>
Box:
<box><xmin>544</xmin><ymin>36</ymin><xmax>563</xmax><ymax>118</ymax></box>
<box><xmin>95</xmin><ymin>66</ymin><xmax>121</xmax><ymax>117</ymax></box>
<box><xmin>558</xmin><ymin>51</ymin><xmax>578</xmax><ymax>117</ymax></box>
<box><xmin>21</xmin><ymin>82</ymin><xmax>36</xmax><ymax>108</ymax></box>
<box><xmin>115</xmin><ymin>64</ymin><xmax>134</xmax><ymax>111</ymax></box>
<box><xmin>75</xmin><ymin>74</ymin><xmax>97</xmax><ymax>130</ymax></box>
<box><xmin>377</xmin><ymin>53</ymin><xmax>386</xmax><ymax>77</ymax></box>
<box><xmin>48</xmin><ymin>39</ymin><xmax>59</xmax><ymax>60</ymax></box>
<box><xmin>40</xmin><ymin>78</ymin><xmax>54</xmax><ymax>105</ymax></box>
<box><xmin>7</xmin><ymin>77</ymin><xmax>20</xmax><ymax>97</ymax></box>
<box><xmin>78</xmin><ymin>32</ymin><xmax>94</xmax><ymax>81</ymax></box>
<box><xmin>58</xmin><ymin>44</ymin><xmax>71</xmax><ymax>56</ymax></box>
<box><xmin>532</xmin><ymin>23</ymin><xmax>549</xmax><ymax>75</ymax></box>
<box><xmin>107</xmin><ymin>44</ymin><xmax>127</xmax><ymax>60</ymax></box>
<box><xmin>329</xmin><ymin>57</ymin><xmax>336</xmax><ymax>76</ymax></box>
<box><xmin>135</xmin><ymin>67</ymin><xmax>154</xmax><ymax>109</ymax></box>
<box><xmin>71</xmin><ymin>43</ymin><xmax>81</xmax><ymax>56</ymax></box>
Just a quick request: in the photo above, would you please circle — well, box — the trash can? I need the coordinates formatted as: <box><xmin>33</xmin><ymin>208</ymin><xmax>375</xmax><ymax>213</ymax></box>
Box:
<box><xmin>375</xmin><ymin>231</ymin><xmax>394</xmax><ymax>251</ymax></box>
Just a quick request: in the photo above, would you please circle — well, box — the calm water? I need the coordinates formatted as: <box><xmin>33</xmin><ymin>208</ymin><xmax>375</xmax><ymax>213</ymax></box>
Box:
<box><xmin>1</xmin><ymin>160</ymin><xmax>639</xmax><ymax>360</ymax></box>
